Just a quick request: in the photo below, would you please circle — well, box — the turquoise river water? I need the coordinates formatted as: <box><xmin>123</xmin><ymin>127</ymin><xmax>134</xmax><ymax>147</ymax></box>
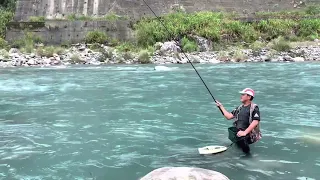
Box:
<box><xmin>0</xmin><ymin>63</ymin><xmax>319</xmax><ymax>180</ymax></box>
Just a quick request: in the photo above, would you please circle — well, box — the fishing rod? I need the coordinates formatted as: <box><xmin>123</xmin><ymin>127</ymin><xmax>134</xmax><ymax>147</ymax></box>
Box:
<box><xmin>141</xmin><ymin>0</ymin><xmax>224</xmax><ymax>115</ymax></box>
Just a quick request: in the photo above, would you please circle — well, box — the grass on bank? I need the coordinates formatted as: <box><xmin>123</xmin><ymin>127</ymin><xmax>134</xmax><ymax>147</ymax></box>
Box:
<box><xmin>134</xmin><ymin>6</ymin><xmax>320</xmax><ymax>48</ymax></box>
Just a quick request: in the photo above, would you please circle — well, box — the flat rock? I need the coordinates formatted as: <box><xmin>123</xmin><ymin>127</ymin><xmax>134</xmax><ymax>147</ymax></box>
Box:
<box><xmin>140</xmin><ymin>167</ymin><xmax>229</xmax><ymax>180</ymax></box>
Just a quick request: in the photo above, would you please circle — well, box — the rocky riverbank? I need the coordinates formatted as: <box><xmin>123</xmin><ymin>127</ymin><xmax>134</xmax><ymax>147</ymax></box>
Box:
<box><xmin>0</xmin><ymin>41</ymin><xmax>319</xmax><ymax>68</ymax></box>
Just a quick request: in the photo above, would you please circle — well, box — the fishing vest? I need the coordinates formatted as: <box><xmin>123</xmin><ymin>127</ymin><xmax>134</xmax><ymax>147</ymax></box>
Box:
<box><xmin>234</xmin><ymin>103</ymin><xmax>262</xmax><ymax>144</ymax></box>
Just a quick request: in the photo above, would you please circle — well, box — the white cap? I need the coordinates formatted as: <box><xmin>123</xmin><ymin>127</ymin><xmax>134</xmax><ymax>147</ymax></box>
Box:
<box><xmin>239</xmin><ymin>88</ymin><xmax>255</xmax><ymax>97</ymax></box>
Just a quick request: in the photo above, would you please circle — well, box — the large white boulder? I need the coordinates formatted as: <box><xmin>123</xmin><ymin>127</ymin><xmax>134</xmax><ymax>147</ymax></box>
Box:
<box><xmin>140</xmin><ymin>167</ymin><xmax>229</xmax><ymax>180</ymax></box>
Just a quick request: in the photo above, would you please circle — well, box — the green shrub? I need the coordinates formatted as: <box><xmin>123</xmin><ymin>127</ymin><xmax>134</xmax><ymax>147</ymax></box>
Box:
<box><xmin>181</xmin><ymin>37</ymin><xmax>198</xmax><ymax>52</ymax></box>
<box><xmin>70</xmin><ymin>54</ymin><xmax>84</xmax><ymax>64</ymax></box>
<box><xmin>223</xmin><ymin>20</ymin><xmax>258</xmax><ymax>42</ymax></box>
<box><xmin>85</xmin><ymin>31</ymin><xmax>108</xmax><ymax>44</ymax></box>
<box><xmin>270</xmin><ymin>36</ymin><xmax>291</xmax><ymax>52</ymax></box>
<box><xmin>67</xmin><ymin>14</ymin><xmax>77</xmax><ymax>21</ymax></box>
<box><xmin>138</xmin><ymin>50</ymin><xmax>151</xmax><ymax>64</ymax></box>
<box><xmin>29</xmin><ymin>16</ymin><xmax>46</xmax><ymax>22</ymax></box>
<box><xmin>96</xmin><ymin>48</ymin><xmax>113</xmax><ymax>62</ymax></box>
<box><xmin>0</xmin><ymin>49</ymin><xmax>9</xmax><ymax>59</ymax></box>
<box><xmin>0</xmin><ymin>9</ymin><xmax>14</xmax><ymax>38</ymax></box>
<box><xmin>37</xmin><ymin>46</ymin><xmax>65</xmax><ymax>57</ymax></box>
<box><xmin>249</xmin><ymin>40</ymin><xmax>265</xmax><ymax>52</ymax></box>
<box><xmin>0</xmin><ymin>38</ymin><xmax>8</xmax><ymax>49</ymax></box>
<box><xmin>305</xmin><ymin>5</ymin><xmax>320</xmax><ymax>15</ymax></box>
<box><xmin>11</xmin><ymin>39</ymin><xmax>25</xmax><ymax>49</ymax></box>
<box><xmin>297</xmin><ymin>19</ymin><xmax>320</xmax><ymax>39</ymax></box>
<box><xmin>255</xmin><ymin>19</ymin><xmax>297</xmax><ymax>40</ymax></box>
<box><xmin>232</xmin><ymin>49</ymin><xmax>247</xmax><ymax>62</ymax></box>
<box><xmin>77</xmin><ymin>15</ymin><xmax>92</xmax><ymax>21</ymax></box>
<box><xmin>116</xmin><ymin>42</ymin><xmax>136</xmax><ymax>52</ymax></box>
<box><xmin>104</xmin><ymin>13</ymin><xmax>120</xmax><ymax>21</ymax></box>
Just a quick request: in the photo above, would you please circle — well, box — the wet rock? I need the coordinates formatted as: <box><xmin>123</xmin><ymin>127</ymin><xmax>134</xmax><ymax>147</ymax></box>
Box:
<box><xmin>140</xmin><ymin>167</ymin><xmax>229</xmax><ymax>180</ymax></box>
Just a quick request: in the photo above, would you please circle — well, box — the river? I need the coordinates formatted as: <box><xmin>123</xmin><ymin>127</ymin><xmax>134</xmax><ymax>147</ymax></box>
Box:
<box><xmin>0</xmin><ymin>63</ymin><xmax>319</xmax><ymax>180</ymax></box>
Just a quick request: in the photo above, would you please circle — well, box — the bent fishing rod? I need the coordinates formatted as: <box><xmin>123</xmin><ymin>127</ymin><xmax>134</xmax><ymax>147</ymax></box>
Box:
<box><xmin>142</xmin><ymin>0</ymin><xmax>223</xmax><ymax>115</ymax></box>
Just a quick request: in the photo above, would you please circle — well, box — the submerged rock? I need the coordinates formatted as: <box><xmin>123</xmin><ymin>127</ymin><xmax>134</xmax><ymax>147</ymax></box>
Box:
<box><xmin>140</xmin><ymin>167</ymin><xmax>229</xmax><ymax>180</ymax></box>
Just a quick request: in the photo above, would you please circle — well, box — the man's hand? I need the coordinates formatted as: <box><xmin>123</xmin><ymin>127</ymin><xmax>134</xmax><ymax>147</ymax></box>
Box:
<box><xmin>237</xmin><ymin>130</ymin><xmax>247</xmax><ymax>137</ymax></box>
<box><xmin>216</xmin><ymin>101</ymin><xmax>223</xmax><ymax>107</ymax></box>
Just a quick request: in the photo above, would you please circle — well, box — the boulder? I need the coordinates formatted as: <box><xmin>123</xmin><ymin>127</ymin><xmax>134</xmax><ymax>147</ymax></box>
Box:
<box><xmin>160</xmin><ymin>41</ymin><xmax>181</xmax><ymax>55</ymax></box>
<box><xmin>208</xmin><ymin>57</ymin><xmax>220</xmax><ymax>64</ymax></box>
<box><xmin>154</xmin><ymin>42</ymin><xmax>164</xmax><ymax>50</ymax></box>
<box><xmin>140</xmin><ymin>167</ymin><xmax>229</xmax><ymax>180</ymax></box>
<box><xmin>27</xmin><ymin>59</ymin><xmax>37</xmax><ymax>65</ymax></box>
<box><xmin>191</xmin><ymin>35</ymin><xmax>212</xmax><ymax>52</ymax></box>
<box><xmin>293</xmin><ymin>57</ymin><xmax>305</xmax><ymax>62</ymax></box>
<box><xmin>9</xmin><ymin>48</ymin><xmax>19</xmax><ymax>54</ymax></box>
<box><xmin>283</xmin><ymin>55</ymin><xmax>293</xmax><ymax>62</ymax></box>
<box><xmin>30</xmin><ymin>53</ymin><xmax>36</xmax><ymax>58</ymax></box>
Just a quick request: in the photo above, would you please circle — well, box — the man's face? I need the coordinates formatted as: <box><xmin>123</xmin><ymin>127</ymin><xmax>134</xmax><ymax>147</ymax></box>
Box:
<box><xmin>240</xmin><ymin>93</ymin><xmax>251</xmax><ymax>103</ymax></box>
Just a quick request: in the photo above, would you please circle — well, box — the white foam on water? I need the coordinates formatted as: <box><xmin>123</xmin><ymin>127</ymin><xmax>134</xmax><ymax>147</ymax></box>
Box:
<box><xmin>297</xmin><ymin>177</ymin><xmax>315</xmax><ymax>180</ymax></box>
<box><xmin>259</xmin><ymin>160</ymin><xmax>300</xmax><ymax>164</ymax></box>
<box><xmin>154</xmin><ymin>66</ymin><xmax>179</xmax><ymax>71</ymax></box>
<box><xmin>0</xmin><ymin>80</ymin><xmax>50</xmax><ymax>92</ymax></box>
<box><xmin>59</xmin><ymin>83</ymin><xmax>81</xmax><ymax>92</ymax></box>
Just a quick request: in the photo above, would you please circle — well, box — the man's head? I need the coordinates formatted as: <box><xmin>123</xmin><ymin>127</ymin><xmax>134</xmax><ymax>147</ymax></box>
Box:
<box><xmin>239</xmin><ymin>88</ymin><xmax>255</xmax><ymax>103</ymax></box>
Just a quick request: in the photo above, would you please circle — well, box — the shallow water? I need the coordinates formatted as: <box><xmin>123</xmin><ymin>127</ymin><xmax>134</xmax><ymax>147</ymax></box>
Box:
<box><xmin>0</xmin><ymin>63</ymin><xmax>319</xmax><ymax>180</ymax></box>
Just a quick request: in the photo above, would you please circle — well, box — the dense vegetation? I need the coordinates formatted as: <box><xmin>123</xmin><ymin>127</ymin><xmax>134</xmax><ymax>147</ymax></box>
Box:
<box><xmin>134</xmin><ymin>6</ymin><xmax>320</xmax><ymax>48</ymax></box>
<box><xmin>0</xmin><ymin>0</ymin><xmax>15</xmax><ymax>42</ymax></box>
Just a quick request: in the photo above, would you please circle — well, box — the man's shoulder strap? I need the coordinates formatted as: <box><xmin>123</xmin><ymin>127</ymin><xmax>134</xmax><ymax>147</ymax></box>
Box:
<box><xmin>249</xmin><ymin>103</ymin><xmax>257</xmax><ymax>123</ymax></box>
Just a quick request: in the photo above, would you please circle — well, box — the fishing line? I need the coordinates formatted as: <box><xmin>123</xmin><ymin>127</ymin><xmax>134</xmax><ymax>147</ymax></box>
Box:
<box><xmin>142</xmin><ymin>0</ymin><xmax>223</xmax><ymax>115</ymax></box>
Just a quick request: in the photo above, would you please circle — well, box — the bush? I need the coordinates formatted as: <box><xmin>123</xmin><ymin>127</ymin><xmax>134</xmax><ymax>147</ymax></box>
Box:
<box><xmin>223</xmin><ymin>20</ymin><xmax>258</xmax><ymax>42</ymax></box>
<box><xmin>12</xmin><ymin>32</ymin><xmax>43</xmax><ymax>51</ymax></box>
<box><xmin>0</xmin><ymin>49</ymin><xmax>9</xmax><ymax>59</ymax></box>
<box><xmin>249</xmin><ymin>40</ymin><xmax>265</xmax><ymax>52</ymax></box>
<box><xmin>36</xmin><ymin>46</ymin><xmax>65</xmax><ymax>57</ymax></box>
<box><xmin>232</xmin><ymin>48</ymin><xmax>247</xmax><ymax>62</ymax></box>
<box><xmin>29</xmin><ymin>16</ymin><xmax>46</xmax><ymax>22</ymax></box>
<box><xmin>255</xmin><ymin>19</ymin><xmax>297</xmax><ymax>40</ymax></box>
<box><xmin>70</xmin><ymin>54</ymin><xmax>84</xmax><ymax>64</ymax></box>
<box><xmin>0</xmin><ymin>38</ymin><xmax>8</xmax><ymax>49</ymax></box>
<box><xmin>305</xmin><ymin>5</ymin><xmax>320</xmax><ymax>15</ymax></box>
<box><xmin>270</xmin><ymin>36</ymin><xmax>291</xmax><ymax>52</ymax></box>
<box><xmin>138</xmin><ymin>50</ymin><xmax>151</xmax><ymax>64</ymax></box>
<box><xmin>0</xmin><ymin>9</ymin><xmax>14</xmax><ymax>38</ymax></box>
<box><xmin>67</xmin><ymin>14</ymin><xmax>77</xmax><ymax>21</ymax></box>
<box><xmin>297</xmin><ymin>19</ymin><xmax>320</xmax><ymax>39</ymax></box>
<box><xmin>181</xmin><ymin>37</ymin><xmax>198</xmax><ymax>52</ymax></box>
<box><xmin>85</xmin><ymin>31</ymin><xmax>108</xmax><ymax>44</ymax></box>
<box><xmin>116</xmin><ymin>42</ymin><xmax>136</xmax><ymax>52</ymax></box>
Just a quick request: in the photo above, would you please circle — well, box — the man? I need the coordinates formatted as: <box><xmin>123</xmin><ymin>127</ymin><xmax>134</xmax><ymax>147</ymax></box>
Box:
<box><xmin>216</xmin><ymin>88</ymin><xmax>261</xmax><ymax>154</ymax></box>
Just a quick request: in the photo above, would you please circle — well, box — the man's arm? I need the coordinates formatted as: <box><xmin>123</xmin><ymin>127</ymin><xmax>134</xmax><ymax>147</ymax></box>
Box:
<box><xmin>216</xmin><ymin>101</ymin><xmax>234</xmax><ymax>120</ymax></box>
<box><xmin>244</xmin><ymin>120</ymin><xmax>259</xmax><ymax>135</ymax></box>
<box><xmin>244</xmin><ymin>106</ymin><xmax>260</xmax><ymax>135</ymax></box>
